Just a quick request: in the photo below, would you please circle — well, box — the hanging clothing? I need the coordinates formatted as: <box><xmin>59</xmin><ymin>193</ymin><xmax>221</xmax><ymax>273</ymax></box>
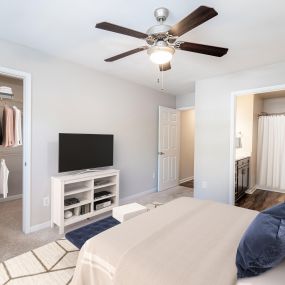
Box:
<box><xmin>0</xmin><ymin>115</ymin><xmax>3</xmax><ymax>145</ymax></box>
<box><xmin>2</xmin><ymin>105</ymin><xmax>15</xmax><ymax>147</ymax></box>
<box><xmin>0</xmin><ymin>159</ymin><xmax>9</xmax><ymax>198</ymax></box>
<box><xmin>13</xmin><ymin>106</ymin><xmax>22</xmax><ymax>147</ymax></box>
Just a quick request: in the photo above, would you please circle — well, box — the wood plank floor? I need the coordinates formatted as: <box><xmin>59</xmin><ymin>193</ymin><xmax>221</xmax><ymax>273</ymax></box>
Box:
<box><xmin>236</xmin><ymin>189</ymin><xmax>285</xmax><ymax>211</ymax></box>
<box><xmin>180</xmin><ymin>180</ymin><xmax>194</xmax><ymax>188</ymax></box>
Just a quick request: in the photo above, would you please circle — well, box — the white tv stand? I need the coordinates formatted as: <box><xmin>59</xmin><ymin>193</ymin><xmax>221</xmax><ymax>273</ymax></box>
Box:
<box><xmin>51</xmin><ymin>169</ymin><xmax>119</xmax><ymax>234</ymax></box>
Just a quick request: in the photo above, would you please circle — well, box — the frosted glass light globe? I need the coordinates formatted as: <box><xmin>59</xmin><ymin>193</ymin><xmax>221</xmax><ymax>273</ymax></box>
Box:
<box><xmin>148</xmin><ymin>43</ymin><xmax>175</xmax><ymax>65</ymax></box>
<box><xmin>150</xmin><ymin>50</ymin><xmax>173</xmax><ymax>64</ymax></box>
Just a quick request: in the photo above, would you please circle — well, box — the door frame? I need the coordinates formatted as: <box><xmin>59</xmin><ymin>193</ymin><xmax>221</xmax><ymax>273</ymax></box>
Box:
<box><xmin>229</xmin><ymin>84</ymin><xmax>285</xmax><ymax>205</ymax></box>
<box><xmin>0</xmin><ymin>66</ymin><xmax>32</xmax><ymax>234</ymax></box>
<box><xmin>177</xmin><ymin>106</ymin><xmax>195</xmax><ymax>185</ymax></box>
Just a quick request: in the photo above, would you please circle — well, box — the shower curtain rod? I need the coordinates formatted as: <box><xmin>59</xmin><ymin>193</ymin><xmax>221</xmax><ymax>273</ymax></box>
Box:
<box><xmin>258</xmin><ymin>112</ymin><xmax>285</xmax><ymax>117</ymax></box>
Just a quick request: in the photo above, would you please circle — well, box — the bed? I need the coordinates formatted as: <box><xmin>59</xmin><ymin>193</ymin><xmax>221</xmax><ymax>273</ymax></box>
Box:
<box><xmin>71</xmin><ymin>197</ymin><xmax>285</xmax><ymax>285</ymax></box>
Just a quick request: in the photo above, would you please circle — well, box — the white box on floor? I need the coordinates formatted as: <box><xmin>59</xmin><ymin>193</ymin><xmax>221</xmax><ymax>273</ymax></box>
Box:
<box><xmin>112</xmin><ymin>203</ymin><xmax>147</xmax><ymax>222</ymax></box>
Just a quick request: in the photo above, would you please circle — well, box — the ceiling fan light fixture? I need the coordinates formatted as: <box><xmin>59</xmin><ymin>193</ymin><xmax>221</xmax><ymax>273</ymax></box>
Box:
<box><xmin>148</xmin><ymin>45</ymin><xmax>175</xmax><ymax>65</ymax></box>
<box><xmin>97</xmin><ymin>6</ymin><xmax>228</xmax><ymax>68</ymax></box>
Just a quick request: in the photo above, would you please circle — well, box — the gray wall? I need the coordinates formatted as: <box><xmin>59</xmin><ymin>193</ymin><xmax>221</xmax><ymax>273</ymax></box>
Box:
<box><xmin>176</xmin><ymin>92</ymin><xmax>195</xmax><ymax>109</ymax></box>
<box><xmin>263</xmin><ymin>97</ymin><xmax>285</xmax><ymax>113</ymax></box>
<box><xmin>0</xmin><ymin>76</ymin><xmax>23</xmax><ymax>197</ymax></box>
<box><xmin>0</xmin><ymin>40</ymin><xmax>176</xmax><ymax>226</ymax></box>
<box><xmin>195</xmin><ymin>61</ymin><xmax>285</xmax><ymax>203</ymax></box>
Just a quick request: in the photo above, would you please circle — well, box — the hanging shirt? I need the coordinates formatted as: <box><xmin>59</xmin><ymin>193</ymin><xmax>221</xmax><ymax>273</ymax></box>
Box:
<box><xmin>2</xmin><ymin>105</ymin><xmax>15</xmax><ymax>147</ymax></box>
<box><xmin>13</xmin><ymin>106</ymin><xmax>22</xmax><ymax>147</ymax></box>
<box><xmin>0</xmin><ymin>115</ymin><xmax>3</xmax><ymax>145</ymax></box>
<box><xmin>0</xmin><ymin>159</ymin><xmax>9</xmax><ymax>198</ymax></box>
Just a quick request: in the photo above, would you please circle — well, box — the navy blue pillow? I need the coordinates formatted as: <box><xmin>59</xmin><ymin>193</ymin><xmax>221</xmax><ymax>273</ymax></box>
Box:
<box><xmin>236</xmin><ymin>202</ymin><xmax>285</xmax><ymax>278</ymax></box>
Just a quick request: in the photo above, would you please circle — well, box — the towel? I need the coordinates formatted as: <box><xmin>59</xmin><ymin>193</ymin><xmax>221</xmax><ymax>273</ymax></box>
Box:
<box><xmin>0</xmin><ymin>159</ymin><xmax>9</xmax><ymax>198</ymax></box>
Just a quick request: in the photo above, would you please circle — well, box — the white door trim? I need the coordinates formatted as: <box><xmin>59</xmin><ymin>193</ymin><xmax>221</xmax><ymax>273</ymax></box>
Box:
<box><xmin>0</xmin><ymin>66</ymin><xmax>32</xmax><ymax>234</ymax></box>
<box><xmin>229</xmin><ymin>84</ymin><xmax>285</xmax><ymax>205</ymax></box>
<box><xmin>176</xmin><ymin>106</ymin><xmax>195</xmax><ymax>111</ymax></box>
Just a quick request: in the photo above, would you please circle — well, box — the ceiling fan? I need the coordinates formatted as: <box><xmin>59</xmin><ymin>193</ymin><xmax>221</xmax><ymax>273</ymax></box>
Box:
<box><xmin>95</xmin><ymin>6</ymin><xmax>228</xmax><ymax>71</ymax></box>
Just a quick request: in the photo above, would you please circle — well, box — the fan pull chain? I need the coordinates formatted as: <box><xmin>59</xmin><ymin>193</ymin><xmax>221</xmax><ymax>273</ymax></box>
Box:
<box><xmin>161</xmin><ymin>69</ymin><xmax>164</xmax><ymax>91</ymax></box>
<box><xmin>157</xmin><ymin>71</ymin><xmax>164</xmax><ymax>91</ymax></box>
<box><xmin>157</xmin><ymin>69</ymin><xmax>164</xmax><ymax>92</ymax></box>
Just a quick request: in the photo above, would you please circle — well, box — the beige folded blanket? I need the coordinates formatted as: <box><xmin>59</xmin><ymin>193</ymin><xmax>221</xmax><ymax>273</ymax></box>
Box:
<box><xmin>71</xmin><ymin>197</ymin><xmax>258</xmax><ymax>285</ymax></box>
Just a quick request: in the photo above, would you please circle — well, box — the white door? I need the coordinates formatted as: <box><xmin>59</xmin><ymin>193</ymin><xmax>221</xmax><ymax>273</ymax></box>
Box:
<box><xmin>158</xmin><ymin>106</ymin><xmax>180</xmax><ymax>191</ymax></box>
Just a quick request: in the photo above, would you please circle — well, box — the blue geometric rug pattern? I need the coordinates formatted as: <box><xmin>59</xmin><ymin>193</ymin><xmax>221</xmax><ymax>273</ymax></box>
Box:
<box><xmin>65</xmin><ymin>216</ymin><xmax>120</xmax><ymax>249</ymax></box>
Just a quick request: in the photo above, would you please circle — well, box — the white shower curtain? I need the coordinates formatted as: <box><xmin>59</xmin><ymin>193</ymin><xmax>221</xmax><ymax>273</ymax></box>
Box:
<box><xmin>257</xmin><ymin>115</ymin><xmax>285</xmax><ymax>191</ymax></box>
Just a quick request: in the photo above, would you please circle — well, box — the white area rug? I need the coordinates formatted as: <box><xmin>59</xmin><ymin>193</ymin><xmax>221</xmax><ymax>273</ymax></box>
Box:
<box><xmin>0</xmin><ymin>200</ymin><xmax>177</xmax><ymax>284</ymax></box>
<box><xmin>0</xmin><ymin>239</ymin><xmax>79</xmax><ymax>285</ymax></box>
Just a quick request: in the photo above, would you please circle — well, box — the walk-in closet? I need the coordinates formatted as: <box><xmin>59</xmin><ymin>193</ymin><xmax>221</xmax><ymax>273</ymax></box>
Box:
<box><xmin>0</xmin><ymin>74</ymin><xmax>23</xmax><ymax>242</ymax></box>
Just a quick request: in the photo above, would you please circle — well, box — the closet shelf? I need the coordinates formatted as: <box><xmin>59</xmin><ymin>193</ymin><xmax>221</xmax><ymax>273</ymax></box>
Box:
<box><xmin>0</xmin><ymin>92</ymin><xmax>14</xmax><ymax>99</ymax></box>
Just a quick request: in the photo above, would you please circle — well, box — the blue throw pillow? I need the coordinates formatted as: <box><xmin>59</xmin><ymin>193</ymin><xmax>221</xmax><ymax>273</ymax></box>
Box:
<box><xmin>236</xmin><ymin>202</ymin><xmax>285</xmax><ymax>278</ymax></box>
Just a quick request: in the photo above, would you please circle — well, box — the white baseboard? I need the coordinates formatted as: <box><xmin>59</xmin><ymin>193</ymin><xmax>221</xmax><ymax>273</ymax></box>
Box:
<box><xmin>179</xmin><ymin>176</ymin><xmax>194</xmax><ymax>184</ymax></box>
<box><xmin>255</xmin><ymin>185</ymin><xmax>285</xmax><ymax>194</ymax></box>
<box><xmin>246</xmin><ymin>185</ymin><xmax>257</xmax><ymax>194</ymax></box>
<box><xmin>0</xmin><ymin>194</ymin><xmax>22</xmax><ymax>203</ymax></box>
<box><xmin>30</xmin><ymin>221</ymin><xmax>51</xmax><ymax>233</ymax></box>
<box><xmin>120</xmin><ymin>187</ymin><xmax>157</xmax><ymax>205</ymax></box>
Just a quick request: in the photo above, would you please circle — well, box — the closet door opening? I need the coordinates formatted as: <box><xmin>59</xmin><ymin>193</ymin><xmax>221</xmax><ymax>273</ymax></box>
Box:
<box><xmin>0</xmin><ymin>66</ymin><xmax>31</xmax><ymax>242</ymax></box>
<box><xmin>0</xmin><ymin>75</ymin><xmax>24</xmax><ymax>240</ymax></box>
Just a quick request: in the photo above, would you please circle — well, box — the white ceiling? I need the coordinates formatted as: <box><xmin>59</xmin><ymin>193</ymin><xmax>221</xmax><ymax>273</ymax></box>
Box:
<box><xmin>1</xmin><ymin>0</ymin><xmax>285</xmax><ymax>95</ymax></box>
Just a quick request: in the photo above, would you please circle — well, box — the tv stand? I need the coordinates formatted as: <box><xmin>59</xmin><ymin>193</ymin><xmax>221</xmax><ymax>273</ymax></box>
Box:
<box><xmin>51</xmin><ymin>169</ymin><xmax>119</xmax><ymax>234</ymax></box>
<box><xmin>76</xmin><ymin>169</ymin><xmax>102</xmax><ymax>175</ymax></box>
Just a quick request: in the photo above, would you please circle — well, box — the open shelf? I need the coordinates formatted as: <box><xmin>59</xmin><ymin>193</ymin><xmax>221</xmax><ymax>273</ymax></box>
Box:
<box><xmin>94</xmin><ymin>194</ymin><xmax>116</xmax><ymax>202</ymax></box>
<box><xmin>94</xmin><ymin>182</ymin><xmax>116</xmax><ymax>190</ymax></box>
<box><xmin>64</xmin><ymin>212</ymin><xmax>92</xmax><ymax>226</ymax></box>
<box><xmin>64</xmin><ymin>199</ymin><xmax>91</xmax><ymax>210</ymax></box>
<box><xmin>51</xmin><ymin>169</ymin><xmax>119</xmax><ymax>234</ymax></box>
<box><xmin>94</xmin><ymin>204</ymin><xmax>115</xmax><ymax>215</ymax></box>
<box><xmin>65</xmin><ymin>186</ymin><xmax>92</xmax><ymax>196</ymax></box>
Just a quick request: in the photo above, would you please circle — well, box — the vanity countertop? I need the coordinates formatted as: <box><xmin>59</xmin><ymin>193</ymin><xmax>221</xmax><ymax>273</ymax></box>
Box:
<box><xmin>235</xmin><ymin>154</ymin><xmax>251</xmax><ymax>161</ymax></box>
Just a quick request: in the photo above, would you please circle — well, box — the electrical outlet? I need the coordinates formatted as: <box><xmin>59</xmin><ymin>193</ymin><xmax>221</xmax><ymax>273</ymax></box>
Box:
<box><xmin>152</xmin><ymin>172</ymin><xmax>156</xmax><ymax>179</ymax></box>
<box><xmin>43</xmin><ymin>197</ymin><xmax>50</xmax><ymax>207</ymax></box>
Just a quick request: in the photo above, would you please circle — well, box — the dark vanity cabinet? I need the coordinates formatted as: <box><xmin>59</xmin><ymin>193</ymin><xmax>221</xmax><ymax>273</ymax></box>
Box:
<box><xmin>235</xmin><ymin>157</ymin><xmax>250</xmax><ymax>202</ymax></box>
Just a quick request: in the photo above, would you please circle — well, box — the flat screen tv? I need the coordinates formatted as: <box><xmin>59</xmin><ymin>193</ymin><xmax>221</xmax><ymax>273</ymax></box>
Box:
<box><xmin>58</xmin><ymin>133</ymin><xmax>113</xmax><ymax>173</ymax></box>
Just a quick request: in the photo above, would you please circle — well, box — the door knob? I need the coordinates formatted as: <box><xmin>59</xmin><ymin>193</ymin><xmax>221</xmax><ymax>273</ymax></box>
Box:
<box><xmin>158</xmin><ymin>152</ymin><xmax>165</xmax><ymax>155</ymax></box>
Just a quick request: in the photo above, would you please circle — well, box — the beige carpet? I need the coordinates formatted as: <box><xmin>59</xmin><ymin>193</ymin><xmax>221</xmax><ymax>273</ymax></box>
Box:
<box><xmin>0</xmin><ymin>199</ymin><xmax>61</xmax><ymax>262</ymax></box>
<box><xmin>0</xmin><ymin>186</ymin><xmax>193</xmax><ymax>262</ymax></box>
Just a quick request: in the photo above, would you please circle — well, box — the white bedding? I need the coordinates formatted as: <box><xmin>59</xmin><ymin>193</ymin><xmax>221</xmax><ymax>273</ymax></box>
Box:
<box><xmin>71</xmin><ymin>197</ymin><xmax>283</xmax><ymax>285</ymax></box>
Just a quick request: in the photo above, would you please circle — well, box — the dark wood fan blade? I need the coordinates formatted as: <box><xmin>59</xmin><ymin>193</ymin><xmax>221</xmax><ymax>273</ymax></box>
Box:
<box><xmin>105</xmin><ymin>46</ymin><xmax>148</xmax><ymax>62</ymax></box>
<box><xmin>96</xmin><ymin>22</ymin><xmax>148</xmax><ymax>39</ymax></box>
<box><xmin>159</xmin><ymin>62</ymin><xmax>171</xmax><ymax>71</ymax></box>
<box><xmin>177</xmin><ymin>41</ymin><xmax>228</xmax><ymax>57</ymax></box>
<box><xmin>169</xmin><ymin>6</ymin><xmax>218</xmax><ymax>37</ymax></box>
